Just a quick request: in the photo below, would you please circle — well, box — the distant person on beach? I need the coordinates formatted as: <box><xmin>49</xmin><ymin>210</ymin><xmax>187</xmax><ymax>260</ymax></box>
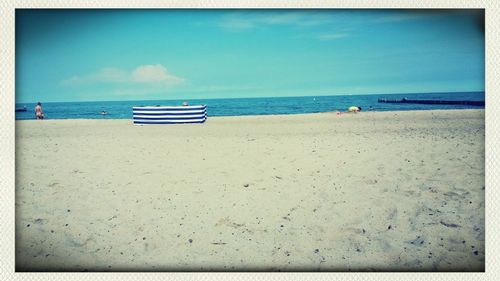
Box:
<box><xmin>347</xmin><ymin>106</ymin><xmax>361</xmax><ymax>113</ymax></box>
<box><xmin>182</xmin><ymin>102</ymin><xmax>189</xmax><ymax>106</ymax></box>
<box><xmin>35</xmin><ymin>102</ymin><xmax>44</xmax><ymax>119</ymax></box>
<box><xmin>336</xmin><ymin>106</ymin><xmax>361</xmax><ymax>115</ymax></box>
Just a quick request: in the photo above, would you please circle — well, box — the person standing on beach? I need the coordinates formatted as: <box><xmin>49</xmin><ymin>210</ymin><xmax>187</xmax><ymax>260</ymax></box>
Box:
<box><xmin>35</xmin><ymin>102</ymin><xmax>44</xmax><ymax>119</ymax></box>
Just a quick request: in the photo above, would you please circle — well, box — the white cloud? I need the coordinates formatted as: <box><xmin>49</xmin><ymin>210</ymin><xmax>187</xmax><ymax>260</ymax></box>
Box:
<box><xmin>216</xmin><ymin>10</ymin><xmax>430</xmax><ymax>39</ymax></box>
<box><xmin>218</xmin><ymin>16</ymin><xmax>255</xmax><ymax>30</ymax></box>
<box><xmin>61</xmin><ymin>64</ymin><xmax>184</xmax><ymax>87</ymax></box>
<box><xmin>60</xmin><ymin>67</ymin><xmax>128</xmax><ymax>85</ymax></box>
<box><xmin>373</xmin><ymin>13</ymin><xmax>428</xmax><ymax>23</ymax></box>
<box><xmin>218</xmin><ymin>11</ymin><xmax>334</xmax><ymax>31</ymax></box>
<box><xmin>95</xmin><ymin>67</ymin><xmax>128</xmax><ymax>82</ymax></box>
<box><xmin>317</xmin><ymin>32</ymin><xmax>349</xmax><ymax>41</ymax></box>
<box><xmin>132</xmin><ymin>64</ymin><xmax>184</xmax><ymax>84</ymax></box>
<box><xmin>259</xmin><ymin>13</ymin><xmax>303</xmax><ymax>25</ymax></box>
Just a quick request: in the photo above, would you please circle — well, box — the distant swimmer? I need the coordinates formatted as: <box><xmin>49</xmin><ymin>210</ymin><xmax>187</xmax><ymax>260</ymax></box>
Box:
<box><xmin>101</xmin><ymin>111</ymin><xmax>108</xmax><ymax>115</ymax></box>
<box><xmin>182</xmin><ymin>101</ymin><xmax>189</xmax><ymax>106</ymax></box>
<box><xmin>35</xmin><ymin>102</ymin><xmax>44</xmax><ymax>120</ymax></box>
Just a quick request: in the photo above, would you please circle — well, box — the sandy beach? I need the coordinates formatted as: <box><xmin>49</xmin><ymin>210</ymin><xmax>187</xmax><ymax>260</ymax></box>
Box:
<box><xmin>15</xmin><ymin>109</ymin><xmax>485</xmax><ymax>272</ymax></box>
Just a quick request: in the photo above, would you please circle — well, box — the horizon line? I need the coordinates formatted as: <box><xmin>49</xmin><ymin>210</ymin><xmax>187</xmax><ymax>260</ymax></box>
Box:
<box><xmin>16</xmin><ymin>90</ymin><xmax>485</xmax><ymax>104</ymax></box>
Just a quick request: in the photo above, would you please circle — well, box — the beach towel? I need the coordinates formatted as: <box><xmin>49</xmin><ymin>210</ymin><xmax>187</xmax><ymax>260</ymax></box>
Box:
<box><xmin>132</xmin><ymin>105</ymin><xmax>207</xmax><ymax>125</ymax></box>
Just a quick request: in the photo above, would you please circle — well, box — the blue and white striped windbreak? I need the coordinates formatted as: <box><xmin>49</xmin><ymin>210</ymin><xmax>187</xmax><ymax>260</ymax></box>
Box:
<box><xmin>132</xmin><ymin>105</ymin><xmax>207</xmax><ymax>125</ymax></box>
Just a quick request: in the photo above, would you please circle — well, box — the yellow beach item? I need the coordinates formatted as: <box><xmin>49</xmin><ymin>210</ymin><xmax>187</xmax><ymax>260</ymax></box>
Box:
<box><xmin>348</xmin><ymin>106</ymin><xmax>359</xmax><ymax>112</ymax></box>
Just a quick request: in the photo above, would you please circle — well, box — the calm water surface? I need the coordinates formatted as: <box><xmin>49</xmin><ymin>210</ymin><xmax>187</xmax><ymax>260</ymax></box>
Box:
<box><xmin>15</xmin><ymin>92</ymin><xmax>485</xmax><ymax>120</ymax></box>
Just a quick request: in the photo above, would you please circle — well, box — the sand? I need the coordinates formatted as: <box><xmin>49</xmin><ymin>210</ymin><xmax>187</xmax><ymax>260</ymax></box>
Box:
<box><xmin>15</xmin><ymin>109</ymin><xmax>485</xmax><ymax>272</ymax></box>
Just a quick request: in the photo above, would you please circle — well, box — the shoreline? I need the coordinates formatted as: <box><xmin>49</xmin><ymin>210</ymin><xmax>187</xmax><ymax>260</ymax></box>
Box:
<box><xmin>16</xmin><ymin>109</ymin><xmax>485</xmax><ymax>271</ymax></box>
<box><xmin>15</xmin><ymin>108</ymin><xmax>486</xmax><ymax>122</ymax></box>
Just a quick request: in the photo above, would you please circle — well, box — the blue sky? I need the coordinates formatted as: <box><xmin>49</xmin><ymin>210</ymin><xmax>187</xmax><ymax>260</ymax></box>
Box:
<box><xmin>16</xmin><ymin>9</ymin><xmax>484</xmax><ymax>103</ymax></box>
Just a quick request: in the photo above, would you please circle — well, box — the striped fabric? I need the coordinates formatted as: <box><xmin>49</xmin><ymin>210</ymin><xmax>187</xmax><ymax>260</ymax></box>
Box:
<box><xmin>132</xmin><ymin>105</ymin><xmax>207</xmax><ymax>125</ymax></box>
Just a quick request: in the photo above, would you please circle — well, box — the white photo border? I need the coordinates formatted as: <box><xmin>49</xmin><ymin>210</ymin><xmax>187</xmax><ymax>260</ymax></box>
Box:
<box><xmin>1</xmin><ymin>0</ymin><xmax>498</xmax><ymax>280</ymax></box>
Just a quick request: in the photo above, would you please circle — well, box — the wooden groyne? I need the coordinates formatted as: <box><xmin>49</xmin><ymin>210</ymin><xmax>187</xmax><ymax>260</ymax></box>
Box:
<box><xmin>378</xmin><ymin>98</ymin><xmax>485</xmax><ymax>106</ymax></box>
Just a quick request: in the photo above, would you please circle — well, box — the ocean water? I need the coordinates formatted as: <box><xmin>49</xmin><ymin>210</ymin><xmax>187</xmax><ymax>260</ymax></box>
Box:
<box><xmin>15</xmin><ymin>92</ymin><xmax>485</xmax><ymax>120</ymax></box>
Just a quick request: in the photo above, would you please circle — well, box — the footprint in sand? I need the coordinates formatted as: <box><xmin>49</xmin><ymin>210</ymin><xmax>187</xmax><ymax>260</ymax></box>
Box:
<box><xmin>407</xmin><ymin>235</ymin><xmax>426</xmax><ymax>246</ymax></box>
<box><xmin>215</xmin><ymin>217</ymin><xmax>245</xmax><ymax>228</ymax></box>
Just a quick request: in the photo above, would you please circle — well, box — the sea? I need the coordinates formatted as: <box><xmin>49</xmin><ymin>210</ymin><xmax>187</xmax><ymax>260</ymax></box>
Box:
<box><xmin>15</xmin><ymin>91</ymin><xmax>485</xmax><ymax>120</ymax></box>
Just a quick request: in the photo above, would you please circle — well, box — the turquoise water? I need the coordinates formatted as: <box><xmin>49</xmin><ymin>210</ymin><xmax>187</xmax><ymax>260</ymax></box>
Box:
<box><xmin>15</xmin><ymin>92</ymin><xmax>485</xmax><ymax>120</ymax></box>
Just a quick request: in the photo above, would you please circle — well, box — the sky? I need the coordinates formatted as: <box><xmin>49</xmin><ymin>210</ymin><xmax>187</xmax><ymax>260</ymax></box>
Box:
<box><xmin>16</xmin><ymin>9</ymin><xmax>484</xmax><ymax>103</ymax></box>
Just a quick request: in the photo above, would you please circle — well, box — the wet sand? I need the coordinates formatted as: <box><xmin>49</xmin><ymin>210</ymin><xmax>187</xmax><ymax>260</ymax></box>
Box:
<box><xmin>15</xmin><ymin>109</ymin><xmax>485</xmax><ymax>271</ymax></box>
